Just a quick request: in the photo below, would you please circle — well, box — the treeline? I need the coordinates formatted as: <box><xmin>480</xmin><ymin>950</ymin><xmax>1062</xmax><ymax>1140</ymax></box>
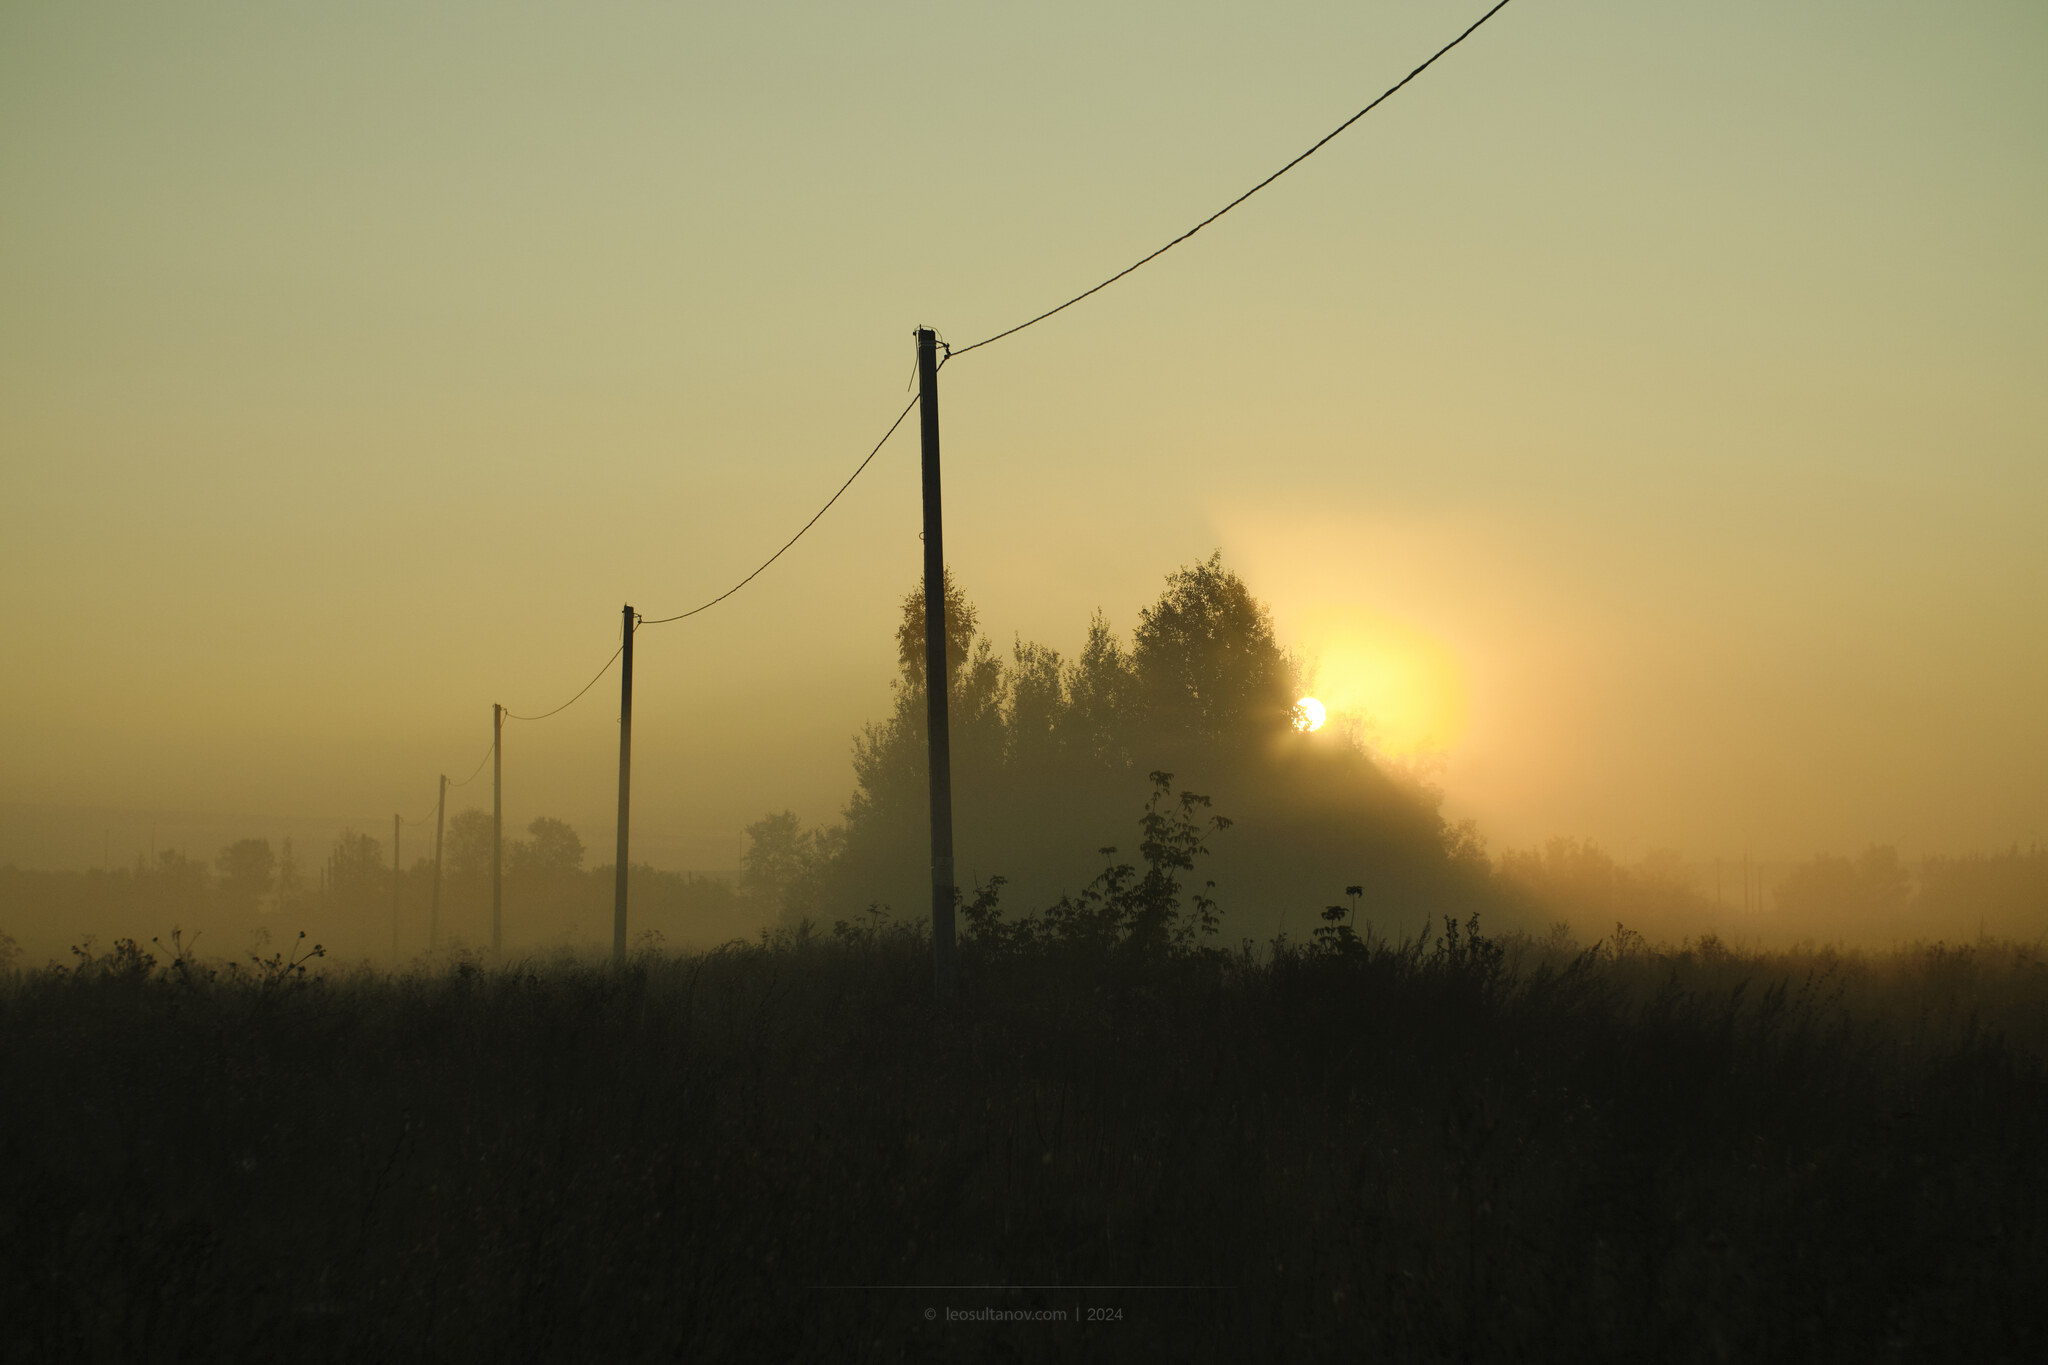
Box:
<box><xmin>1492</xmin><ymin>837</ymin><xmax>2048</xmax><ymax>948</ymax></box>
<box><xmin>0</xmin><ymin>818</ymin><xmax>769</xmax><ymax>970</ymax></box>
<box><xmin>742</xmin><ymin>553</ymin><xmax>1494</xmax><ymax>942</ymax></box>
<box><xmin>11</xmin><ymin>820</ymin><xmax>2034</xmax><ymax>977</ymax></box>
<box><xmin>736</xmin><ymin>554</ymin><xmax>2047</xmax><ymax>950</ymax></box>
<box><xmin>6</xmin><ymin>555</ymin><xmax>2041</xmax><ymax>962</ymax></box>
<box><xmin>1774</xmin><ymin>844</ymin><xmax>2048</xmax><ymax>945</ymax></box>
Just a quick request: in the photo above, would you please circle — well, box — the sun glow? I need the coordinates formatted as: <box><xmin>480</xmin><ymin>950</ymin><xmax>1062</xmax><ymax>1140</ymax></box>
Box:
<box><xmin>1294</xmin><ymin>697</ymin><xmax>1327</xmax><ymax>732</ymax></box>
<box><xmin>1293</xmin><ymin>606</ymin><xmax>1468</xmax><ymax>756</ymax></box>
<box><xmin>1214</xmin><ymin>510</ymin><xmax>1475</xmax><ymax>759</ymax></box>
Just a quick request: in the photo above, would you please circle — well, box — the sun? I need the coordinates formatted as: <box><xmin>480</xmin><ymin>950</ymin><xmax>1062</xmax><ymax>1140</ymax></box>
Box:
<box><xmin>1287</xmin><ymin>607</ymin><xmax>1468</xmax><ymax>755</ymax></box>
<box><xmin>1294</xmin><ymin>696</ymin><xmax>1327</xmax><ymax>732</ymax></box>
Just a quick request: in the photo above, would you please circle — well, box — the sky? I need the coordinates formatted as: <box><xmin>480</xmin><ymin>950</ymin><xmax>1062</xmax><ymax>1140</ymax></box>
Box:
<box><xmin>2</xmin><ymin>0</ymin><xmax>2043</xmax><ymax>874</ymax></box>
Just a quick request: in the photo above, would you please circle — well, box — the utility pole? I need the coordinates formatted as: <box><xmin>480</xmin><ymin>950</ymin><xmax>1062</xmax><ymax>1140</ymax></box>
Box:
<box><xmin>614</xmin><ymin>603</ymin><xmax>636</xmax><ymax>964</ymax></box>
<box><xmin>391</xmin><ymin>814</ymin><xmax>402</xmax><ymax>965</ymax></box>
<box><xmin>916</xmin><ymin>327</ymin><xmax>957</xmax><ymax>1000</ymax></box>
<box><xmin>430</xmin><ymin>774</ymin><xmax>447</xmax><ymax>949</ymax></box>
<box><xmin>492</xmin><ymin>703</ymin><xmax>504</xmax><ymax>956</ymax></box>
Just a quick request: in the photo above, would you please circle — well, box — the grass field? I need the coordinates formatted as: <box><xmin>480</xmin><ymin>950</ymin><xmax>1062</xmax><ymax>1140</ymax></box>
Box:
<box><xmin>4</xmin><ymin>920</ymin><xmax>2045</xmax><ymax>1362</ymax></box>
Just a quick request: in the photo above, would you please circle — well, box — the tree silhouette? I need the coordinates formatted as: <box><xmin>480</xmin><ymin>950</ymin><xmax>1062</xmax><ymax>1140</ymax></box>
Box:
<box><xmin>325</xmin><ymin>831</ymin><xmax>384</xmax><ymax>910</ymax></box>
<box><xmin>741</xmin><ymin>811</ymin><xmax>842</xmax><ymax>926</ymax></box>
<box><xmin>214</xmin><ymin>838</ymin><xmax>275</xmax><ymax>916</ymax></box>
<box><xmin>811</xmin><ymin>552</ymin><xmax>1495</xmax><ymax>937</ymax></box>
<box><xmin>444</xmin><ymin>810</ymin><xmax>494</xmax><ymax>883</ymax></box>
<box><xmin>509</xmin><ymin>817</ymin><xmax>584</xmax><ymax>881</ymax></box>
<box><xmin>893</xmin><ymin>565</ymin><xmax>980</xmax><ymax>693</ymax></box>
<box><xmin>1063</xmin><ymin>611</ymin><xmax>1140</xmax><ymax>767</ymax></box>
<box><xmin>1133</xmin><ymin>550</ymin><xmax>1299</xmax><ymax>746</ymax></box>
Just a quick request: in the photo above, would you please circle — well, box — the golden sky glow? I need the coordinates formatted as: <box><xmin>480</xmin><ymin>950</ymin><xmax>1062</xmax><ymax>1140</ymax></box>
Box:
<box><xmin>1</xmin><ymin>1</ymin><xmax>2043</xmax><ymax>870</ymax></box>
<box><xmin>1295</xmin><ymin>609</ymin><xmax>1464</xmax><ymax>756</ymax></box>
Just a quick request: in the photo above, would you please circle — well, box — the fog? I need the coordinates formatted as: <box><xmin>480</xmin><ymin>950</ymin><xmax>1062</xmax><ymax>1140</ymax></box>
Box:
<box><xmin>4</xmin><ymin>555</ymin><xmax>2042</xmax><ymax>972</ymax></box>
<box><xmin>2</xmin><ymin>2</ymin><xmax>2043</xmax><ymax>962</ymax></box>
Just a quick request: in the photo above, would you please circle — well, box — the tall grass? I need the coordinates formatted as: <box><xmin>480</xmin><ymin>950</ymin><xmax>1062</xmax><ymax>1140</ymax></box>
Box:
<box><xmin>3</xmin><ymin>915</ymin><xmax>2044</xmax><ymax>1362</ymax></box>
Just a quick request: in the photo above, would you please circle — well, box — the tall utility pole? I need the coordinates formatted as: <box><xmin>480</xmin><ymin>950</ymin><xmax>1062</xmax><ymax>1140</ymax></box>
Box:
<box><xmin>492</xmin><ymin>703</ymin><xmax>504</xmax><ymax>956</ymax></box>
<box><xmin>430</xmin><ymin>774</ymin><xmax>447</xmax><ymax>949</ymax></box>
<box><xmin>916</xmin><ymin>327</ymin><xmax>957</xmax><ymax>999</ymax></box>
<box><xmin>391</xmin><ymin>814</ymin><xmax>402</xmax><ymax>964</ymax></box>
<box><xmin>613</xmin><ymin>604</ymin><xmax>636</xmax><ymax>964</ymax></box>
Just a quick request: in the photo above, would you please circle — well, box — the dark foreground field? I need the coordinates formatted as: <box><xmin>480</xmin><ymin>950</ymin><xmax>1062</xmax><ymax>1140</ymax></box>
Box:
<box><xmin>4</xmin><ymin>923</ymin><xmax>2045</xmax><ymax>1363</ymax></box>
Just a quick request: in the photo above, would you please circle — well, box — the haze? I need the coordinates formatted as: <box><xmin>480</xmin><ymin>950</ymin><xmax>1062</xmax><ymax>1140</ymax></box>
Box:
<box><xmin>3</xmin><ymin>1</ymin><xmax>2042</xmax><ymax>887</ymax></box>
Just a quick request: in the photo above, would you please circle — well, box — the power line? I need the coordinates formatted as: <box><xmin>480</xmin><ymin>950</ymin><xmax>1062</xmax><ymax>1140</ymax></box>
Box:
<box><xmin>440</xmin><ymin>384</ymin><xmax>915</xmax><ymax>767</ymax></box>
<box><xmin>639</xmin><ymin>390</ymin><xmax>922</xmax><ymax>626</ymax></box>
<box><xmin>402</xmin><ymin>5</ymin><xmax>1515</xmax><ymax>827</ymax></box>
<box><xmin>448</xmin><ymin>739</ymin><xmax>495</xmax><ymax>788</ymax></box>
<box><xmin>947</xmin><ymin>0</ymin><xmax>1519</xmax><ymax>359</ymax></box>
<box><xmin>503</xmin><ymin>642</ymin><xmax>626</xmax><ymax>722</ymax></box>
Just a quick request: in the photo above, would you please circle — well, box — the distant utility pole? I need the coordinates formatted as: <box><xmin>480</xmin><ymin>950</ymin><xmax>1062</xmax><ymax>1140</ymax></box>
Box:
<box><xmin>614</xmin><ymin>603</ymin><xmax>636</xmax><ymax>965</ymax></box>
<box><xmin>391</xmin><ymin>814</ymin><xmax>402</xmax><ymax>965</ymax></box>
<box><xmin>430</xmin><ymin>774</ymin><xmax>447</xmax><ymax>949</ymax></box>
<box><xmin>917</xmin><ymin>326</ymin><xmax>958</xmax><ymax>1000</ymax></box>
<box><xmin>492</xmin><ymin>703</ymin><xmax>504</xmax><ymax>956</ymax></box>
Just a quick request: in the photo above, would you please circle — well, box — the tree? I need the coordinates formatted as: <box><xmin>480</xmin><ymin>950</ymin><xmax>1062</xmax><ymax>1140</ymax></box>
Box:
<box><xmin>742</xmin><ymin>810</ymin><xmax>842</xmax><ymax>927</ymax></box>
<box><xmin>1063</xmin><ymin>612</ymin><xmax>1138</xmax><ymax>766</ymax></box>
<box><xmin>430</xmin><ymin>808</ymin><xmax>498</xmax><ymax>942</ymax></box>
<box><xmin>842</xmin><ymin>566</ymin><xmax>1009</xmax><ymax>901</ymax></box>
<box><xmin>893</xmin><ymin>564</ymin><xmax>1008</xmax><ymax>746</ymax></box>
<box><xmin>894</xmin><ymin>565</ymin><xmax>980</xmax><ymax>694</ymax></box>
<box><xmin>325</xmin><ymin>830</ymin><xmax>384</xmax><ymax>908</ymax></box>
<box><xmin>742</xmin><ymin>811</ymin><xmax>806</xmax><ymax>904</ymax></box>
<box><xmin>506</xmin><ymin>816</ymin><xmax>586</xmax><ymax>917</ymax></box>
<box><xmin>1007</xmin><ymin>637</ymin><xmax>1066</xmax><ymax>770</ymax></box>
<box><xmin>823</xmin><ymin>553</ymin><xmax>1504</xmax><ymax>940</ymax></box>
<box><xmin>1132</xmin><ymin>551</ymin><xmax>1299</xmax><ymax>746</ymax></box>
<box><xmin>215</xmin><ymin>838</ymin><xmax>275</xmax><ymax>916</ymax></box>
<box><xmin>509</xmin><ymin>816</ymin><xmax>584</xmax><ymax>880</ymax></box>
<box><xmin>444</xmin><ymin>809</ymin><xmax>495</xmax><ymax>882</ymax></box>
